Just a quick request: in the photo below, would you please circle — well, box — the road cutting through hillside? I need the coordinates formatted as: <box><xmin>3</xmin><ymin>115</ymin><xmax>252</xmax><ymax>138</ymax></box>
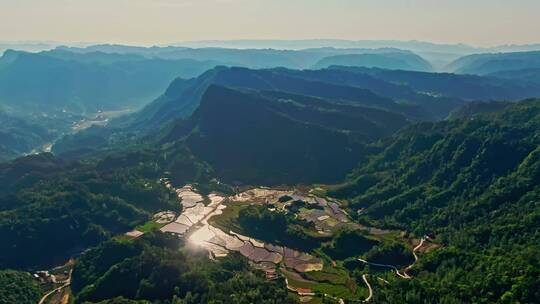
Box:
<box><xmin>407</xmin><ymin>237</ymin><xmax>425</xmax><ymax>270</ymax></box>
<box><xmin>362</xmin><ymin>274</ymin><xmax>373</xmax><ymax>302</ymax></box>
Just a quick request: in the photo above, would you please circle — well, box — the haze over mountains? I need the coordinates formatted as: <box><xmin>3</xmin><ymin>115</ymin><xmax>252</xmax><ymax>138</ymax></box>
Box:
<box><xmin>1</xmin><ymin>39</ymin><xmax>540</xmax><ymax>304</ymax></box>
<box><xmin>50</xmin><ymin>61</ymin><xmax>540</xmax><ymax>167</ymax></box>
<box><xmin>0</xmin><ymin>49</ymin><xmax>220</xmax><ymax>114</ymax></box>
<box><xmin>2</xmin><ymin>41</ymin><xmax>540</xmax><ymax>164</ymax></box>
<box><xmin>5</xmin><ymin>39</ymin><xmax>540</xmax><ymax>69</ymax></box>
<box><xmin>177</xmin><ymin>39</ymin><xmax>540</xmax><ymax>69</ymax></box>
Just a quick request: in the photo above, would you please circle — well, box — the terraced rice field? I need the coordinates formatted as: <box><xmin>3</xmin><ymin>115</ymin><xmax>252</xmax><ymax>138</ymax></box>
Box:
<box><xmin>155</xmin><ymin>182</ymin><xmax>421</xmax><ymax>303</ymax></box>
<box><xmin>160</xmin><ymin>184</ymin><xmax>217</xmax><ymax>236</ymax></box>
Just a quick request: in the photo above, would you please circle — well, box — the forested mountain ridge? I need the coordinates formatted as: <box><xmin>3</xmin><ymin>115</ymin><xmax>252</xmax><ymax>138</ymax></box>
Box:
<box><xmin>330</xmin><ymin>66</ymin><xmax>540</xmax><ymax>101</ymax></box>
<box><xmin>126</xmin><ymin>66</ymin><xmax>424</xmax><ymax>131</ymax></box>
<box><xmin>279</xmin><ymin>68</ymin><xmax>466</xmax><ymax>120</ymax></box>
<box><xmin>134</xmin><ymin>64</ymin><xmax>540</xmax><ymax>132</ymax></box>
<box><xmin>125</xmin><ymin>65</ymin><xmax>482</xmax><ymax>133</ymax></box>
<box><xmin>52</xmin><ymin>62</ymin><xmax>540</xmax><ymax>178</ymax></box>
<box><xmin>330</xmin><ymin>99</ymin><xmax>540</xmax><ymax>303</ymax></box>
<box><xmin>56</xmin><ymin>65</ymin><xmax>443</xmax><ymax>156</ymax></box>
<box><xmin>53</xmin><ymin>63</ymin><xmax>540</xmax><ymax>160</ymax></box>
<box><xmin>160</xmin><ymin>85</ymin><xmax>411</xmax><ymax>184</ymax></box>
<box><xmin>55</xmin><ymin>82</ymin><xmax>414</xmax><ymax>185</ymax></box>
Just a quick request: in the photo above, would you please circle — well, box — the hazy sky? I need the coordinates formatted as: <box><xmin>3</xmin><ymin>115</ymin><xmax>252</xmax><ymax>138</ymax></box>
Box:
<box><xmin>1</xmin><ymin>0</ymin><xmax>539</xmax><ymax>47</ymax></box>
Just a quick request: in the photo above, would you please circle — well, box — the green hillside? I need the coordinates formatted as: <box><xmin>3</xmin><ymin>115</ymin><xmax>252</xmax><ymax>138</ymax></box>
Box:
<box><xmin>330</xmin><ymin>99</ymin><xmax>540</xmax><ymax>303</ymax></box>
<box><xmin>71</xmin><ymin>233</ymin><xmax>293</xmax><ymax>304</ymax></box>
<box><xmin>127</xmin><ymin>66</ymin><xmax>425</xmax><ymax>132</ymax></box>
<box><xmin>161</xmin><ymin>85</ymin><xmax>409</xmax><ymax>184</ymax></box>
<box><xmin>0</xmin><ymin>270</ymin><xmax>41</xmax><ymax>304</ymax></box>
<box><xmin>0</xmin><ymin>152</ymin><xmax>191</xmax><ymax>269</ymax></box>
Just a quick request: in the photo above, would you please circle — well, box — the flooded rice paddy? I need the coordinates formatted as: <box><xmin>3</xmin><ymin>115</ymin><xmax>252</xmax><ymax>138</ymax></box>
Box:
<box><xmin>134</xmin><ymin>181</ymin><xmax>431</xmax><ymax>302</ymax></box>
<box><xmin>157</xmin><ymin>183</ymin><xmax>325</xmax><ymax>273</ymax></box>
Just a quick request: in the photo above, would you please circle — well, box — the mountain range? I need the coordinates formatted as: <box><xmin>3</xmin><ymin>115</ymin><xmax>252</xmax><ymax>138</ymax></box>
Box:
<box><xmin>160</xmin><ymin>85</ymin><xmax>408</xmax><ymax>184</ymax></box>
<box><xmin>2</xmin><ymin>46</ymin><xmax>540</xmax><ymax>167</ymax></box>
<box><xmin>50</xmin><ymin>61</ymin><xmax>540</xmax><ymax>187</ymax></box>
<box><xmin>1</xmin><ymin>42</ymin><xmax>540</xmax><ymax>304</ymax></box>
<box><xmin>120</xmin><ymin>64</ymin><xmax>540</xmax><ymax>133</ymax></box>
<box><xmin>58</xmin><ymin>44</ymin><xmax>429</xmax><ymax>70</ymax></box>
<box><xmin>176</xmin><ymin>39</ymin><xmax>540</xmax><ymax>69</ymax></box>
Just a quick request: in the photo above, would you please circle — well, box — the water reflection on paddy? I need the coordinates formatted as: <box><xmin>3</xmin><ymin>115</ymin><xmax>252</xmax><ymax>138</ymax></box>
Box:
<box><xmin>164</xmin><ymin>184</ymin><xmax>325</xmax><ymax>273</ymax></box>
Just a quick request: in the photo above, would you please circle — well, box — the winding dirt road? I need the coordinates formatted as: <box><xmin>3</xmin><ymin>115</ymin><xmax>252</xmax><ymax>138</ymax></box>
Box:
<box><xmin>362</xmin><ymin>274</ymin><xmax>373</xmax><ymax>302</ymax></box>
<box><xmin>406</xmin><ymin>237</ymin><xmax>425</xmax><ymax>271</ymax></box>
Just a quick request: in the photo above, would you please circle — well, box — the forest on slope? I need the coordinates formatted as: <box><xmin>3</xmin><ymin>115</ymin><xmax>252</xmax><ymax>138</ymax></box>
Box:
<box><xmin>52</xmin><ymin>99</ymin><xmax>540</xmax><ymax>303</ymax></box>
<box><xmin>0</xmin><ymin>149</ymin><xmax>212</xmax><ymax>269</ymax></box>
<box><xmin>71</xmin><ymin>232</ymin><xmax>293</xmax><ymax>304</ymax></box>
<box><xmin>330</xmin><ymin>99</ymin><xmax>540</xmax><ymax>303</ymax></box>
<box><xmin>1</xmin><ymin>48</ymin><xmax>540</xmax><ymax>303</ymax></box>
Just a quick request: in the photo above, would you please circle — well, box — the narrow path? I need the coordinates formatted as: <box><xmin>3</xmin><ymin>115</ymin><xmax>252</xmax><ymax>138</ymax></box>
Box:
<box><xmin>38</xmin><ymin>270</ymin><xmax>72</xmax><ymax>304</ymax></box>
<box><xmin>406</xmin><ymin>237</ymin><xmax>425</xmax><ymax>271</ymax></box>
<box><xmin>362</xmin><ymin>274</ymin><xmax>373</xmax><ymax>302</ymax></box>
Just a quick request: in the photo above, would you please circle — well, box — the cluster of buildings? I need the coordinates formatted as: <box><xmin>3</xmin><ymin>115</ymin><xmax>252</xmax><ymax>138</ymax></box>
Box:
<box><xmin>33</xmin><ymin>270</ymin><xmax>56</xmax><ymax>284</ymax></box>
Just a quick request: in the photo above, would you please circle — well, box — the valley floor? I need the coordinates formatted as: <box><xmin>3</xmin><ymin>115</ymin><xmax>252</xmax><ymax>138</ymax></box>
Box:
<box><xmin>120</xmin><ymin>180</ymin><xmax>439</xmax><ymax>303</ymax></box>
